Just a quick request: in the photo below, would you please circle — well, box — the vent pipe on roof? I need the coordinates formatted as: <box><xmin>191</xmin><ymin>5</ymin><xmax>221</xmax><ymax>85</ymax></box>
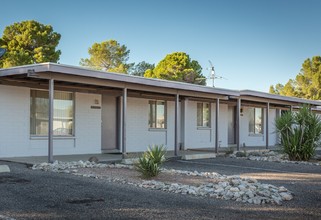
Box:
<box><xmin>27</xmin><ymin>69</ymin><xmax>39</xmax><ymax>77</ymax></box>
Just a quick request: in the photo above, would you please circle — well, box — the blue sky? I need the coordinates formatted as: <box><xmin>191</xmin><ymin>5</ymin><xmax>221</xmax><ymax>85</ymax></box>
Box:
<box><xmin>1</xmin><ymin>0</ymin><xmax>320</xmax><ymax>91</ymax></box>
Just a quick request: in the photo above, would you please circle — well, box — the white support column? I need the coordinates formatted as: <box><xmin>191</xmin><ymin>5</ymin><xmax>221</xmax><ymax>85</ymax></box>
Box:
<box><xmin>122</xmin><ymin>88</ymin><xmax>127</xmax><ymax>156</ymax></box>
<box><xmin>174</xmin><ymin>94</ymin><xmax>179</xmax><ymax>156</ymax></box>
<box><xmin>236</xmin><ymin>98</ymin><xmax>241</xmax><ymax>151</ymax></box>
<box><xmin>266</xmin><ymin>102</ymin><xmax>270</xmax><ymax>149</ymax></box>
<box><xmin>215</xmin><ymin>98</ymin><xmax>220</xmax><ymax>153</ymax></box>
<box><xmin>48</xmin><ymin>79</ymin><xmax>54</xmax><ymax>163</ymax></box>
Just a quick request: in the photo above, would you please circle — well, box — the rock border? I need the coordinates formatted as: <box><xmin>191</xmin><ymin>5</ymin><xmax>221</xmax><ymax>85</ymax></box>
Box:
<box><xmin>0</xmin><ymin>165</ymin><xmax>10</xmax><ymax>173</ymax></box>
<box><xmin>231</xmin><ymin>150</ymin><xmax>321</xmax><ymax>166</ymax></box>
<box><xmin>32</xmin><ymin>160</ymin><xmax>293</xmax><ymax>205</ymax></box>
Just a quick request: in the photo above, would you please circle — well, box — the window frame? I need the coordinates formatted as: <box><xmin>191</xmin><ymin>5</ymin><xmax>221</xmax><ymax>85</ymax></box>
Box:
<box><xmin>197</xmin><ymin>102</ymin><xmax>211</xmax><ymax>128</ymax></box>
<box><xmin>30</xmin><ymin>89</ymin><xmax>75</xmax><ymax>137</ymax></box>
<box><xmin>248</xmin><ymin>107</ymin><xmax>264</xmax><ymax>135</ymax></box>
<box><xmin>148</xmin><ymin>100</ymin><xmax>167</xmax><ymax>129</ymax></box>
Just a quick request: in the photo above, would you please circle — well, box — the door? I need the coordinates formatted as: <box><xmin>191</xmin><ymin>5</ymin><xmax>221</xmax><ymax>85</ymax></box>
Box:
<box><xmin>228</xmin><ymin>106</ymin><xmax>236</xmax><ymax>144</ymax></box>
<box><xmin>101</xmin><ymin>94</ymin><xmax>119</xmax><ymax>152</ymax></box>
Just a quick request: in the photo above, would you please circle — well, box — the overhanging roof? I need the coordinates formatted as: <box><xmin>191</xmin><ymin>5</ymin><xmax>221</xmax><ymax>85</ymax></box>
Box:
<box><xmin>0</xmin><ymin>62</ymin><xmax>238</xmax><ymax>97</ymax></box>
<box><xmin>1</xmin><ymin>62</ymin><xmax>321</xmax><ymax>107</ymax></box>
<box><xmin>240</xmin><ymin>90</ymin><xmax>321</xmax><ymax>106</ymax></box>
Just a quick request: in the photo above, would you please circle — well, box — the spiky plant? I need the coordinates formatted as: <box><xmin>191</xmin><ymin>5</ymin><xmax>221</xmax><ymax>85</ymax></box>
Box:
<box><xmin>135</xmin><ymin>145</ymin><xmax>167</xmax><ymax>178</ymax></box>
<box><xmin>275</xmin><ymin>105</ymin><xmax>321</xmax><ymax>161</ymax></box>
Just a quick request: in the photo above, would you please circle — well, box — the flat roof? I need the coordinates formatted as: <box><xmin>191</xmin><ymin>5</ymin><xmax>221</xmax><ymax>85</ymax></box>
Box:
<box><xmin>0</xmin><ymin>62</ymin><xmax>239</xmax><ymax>96</ymax></box>
<box><xmin>1</xmin><ymin>62</ymin><xmax>321</xmax><ymax>106</ymax></box>
<box><xmin>240</xmin><ymin>90</ymin><xmax>321</xmax><ymax>106</ymax></box>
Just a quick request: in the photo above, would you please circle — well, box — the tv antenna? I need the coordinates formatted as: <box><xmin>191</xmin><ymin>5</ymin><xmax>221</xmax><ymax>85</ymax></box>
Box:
<box><xmin>0</xmin><ymin>48</ymin><xmax>6</xmax><ymax>59</ymax></box>
<box><xmin>207</xmin><ymin>60</ymin><xmax>226</xmax><ymax>87</ymax></box>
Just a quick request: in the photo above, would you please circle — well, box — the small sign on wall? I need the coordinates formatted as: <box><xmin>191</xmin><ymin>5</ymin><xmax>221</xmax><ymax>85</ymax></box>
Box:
<box><xmin>91</xmin><ymin>106</ymin><xmax>101</xmax><ymax>109</ymax></box>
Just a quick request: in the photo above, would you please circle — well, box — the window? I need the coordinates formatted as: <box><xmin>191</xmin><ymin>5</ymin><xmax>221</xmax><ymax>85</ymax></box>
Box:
<box><xmin>30</xmin><ymin>90</ymin><xmax>74</xmax><ymax>136</ymax></box>
<box><xmin>149</xmin><ymin>100</ymin><xmax>166</xmax><ymax>128</ymax></box>
<box><xmin>197</xmin><ymin>102</ymin><xmax>210</xmax><ymax>127</ymax></box>
<box><xmin>249</xmin><ymin>107</ymin><xmax>263</xmax><ymax>134</ymax></box>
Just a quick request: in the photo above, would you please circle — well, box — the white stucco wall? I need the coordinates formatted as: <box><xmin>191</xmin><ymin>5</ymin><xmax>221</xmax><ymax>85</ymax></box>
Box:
<box><xmin>0</xmin><ymin>84</ymin><xmax>284</xmax><ymax>158</ymax></box>
<box><xmin>0</xmin><ymin>85</ymin><xmax>102</xmax><ymax>157</ymax></box>
<box><xmin>73</xmin><ymin>93</ymin><xmax>102</xmax><ymax>154</ymax></box>
<box><xmin>183</xmin><ymin>100</ymin><xmax>228</xmax><ymax>149</ymax></box>
<box><xmin>240</xmin><ymin>106</ymin><xmax>277</xmax><ymax>147</ymax></box>
<box><xmin>126</xmin><ymin>97</ymin><xmax>175</xmax><ymax>152</ymax></box>
<box><xmin>0</xmin><ymin>85</ymin><xmax>30</xmax><ymax>157</ymax></box>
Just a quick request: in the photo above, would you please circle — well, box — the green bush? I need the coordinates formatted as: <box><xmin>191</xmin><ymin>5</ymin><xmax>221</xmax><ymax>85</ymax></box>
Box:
<box><xmin>225</xmin><ymin>147</ymin><xmax>234</xmax><ymax>156</ymax></box>
<box><xmin>135</xmin><ymin>145</ymin><xmax>167</xmax><ymax>178</ymax></box>
<box><xmin>275</xmin><ymin>106</ymin><xmax>321</xmax><ymax>161</ymax></box>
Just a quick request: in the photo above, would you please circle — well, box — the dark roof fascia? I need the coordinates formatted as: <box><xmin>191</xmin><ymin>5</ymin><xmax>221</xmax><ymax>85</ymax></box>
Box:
<box><xmin>1</xmin><ymin>63</ymin><xmax>239</xmax><ymax>97</ymax></box>
<box><xmin>0</xmin><ymin>63</ymin><xmax>49</xmax><ymax>77</ymax></box>
<box><xmin>240</xmin><ymin>90</ymin><xmax>321</xmax><ymax>106</ymax></box>
<box><xmin>2</xmin><ymin>63</ymin><xmax>321</xmax><ymax>107</ymax></box>
<box><xmin>48</xmin><ymin>63</ymin><xmax>239</xmax><ymax>96</ymax></box>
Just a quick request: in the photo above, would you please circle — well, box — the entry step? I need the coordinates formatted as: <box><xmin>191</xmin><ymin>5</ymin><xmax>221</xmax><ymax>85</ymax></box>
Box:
<box><xmin>181</xmin><ymin>153</ymin><xmax>216</xmax><ymax>160</ymax></box>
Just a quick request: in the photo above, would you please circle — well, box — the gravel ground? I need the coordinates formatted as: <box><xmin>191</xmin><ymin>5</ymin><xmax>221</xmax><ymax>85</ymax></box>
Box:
<box><xmin>0</xmin><ymin>157</ymin><xmax>320</xmax><ymax>220</ymax></box>
<box><xmin>165</xmin><ymin>157</ymin><xmax>321</xmax><ymax>219</ymax></box>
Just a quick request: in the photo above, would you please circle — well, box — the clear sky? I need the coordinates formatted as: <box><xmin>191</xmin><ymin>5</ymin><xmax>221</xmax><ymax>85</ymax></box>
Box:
<box><xmin>1</xmin><ymin>0</ymin><xmax>320</xmax><ymax>92</ymax></box>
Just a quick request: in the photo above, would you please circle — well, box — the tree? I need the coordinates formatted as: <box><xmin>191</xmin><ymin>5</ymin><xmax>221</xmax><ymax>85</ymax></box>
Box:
<box><xmin>130</xmin><ymin>61</ymin><xmax>154</xmax><ymax>76</ymax></box>
<box><xmin>0</xmin><ymin>20</ymin><xmax>61</xmax><ymax>68</ymax></box>
<box><xmin>80</xmin><ymin>40</ymin><xmax>133</xmax><ymax>73</ymax></box>
<box><xmin>270</xmin><ymin>56</ymin><xmax>321</xmax><ymax>100</ymax></box>
<box><xmin>269</xmin><ymin>83</ymin><xmax>283</xmax><ymax>94</ymax></box>
<box><xmin>144</xmin><ymin>52</ymin><xmax>206</xmax><ymax>85</ymax></box>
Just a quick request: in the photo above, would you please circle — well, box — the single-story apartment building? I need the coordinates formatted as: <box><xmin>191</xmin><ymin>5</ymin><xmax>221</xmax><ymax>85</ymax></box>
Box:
<box><xmin>1</xmin><ymin>63</ymin><xmax>320</xmax><ymax>160</ymax></box>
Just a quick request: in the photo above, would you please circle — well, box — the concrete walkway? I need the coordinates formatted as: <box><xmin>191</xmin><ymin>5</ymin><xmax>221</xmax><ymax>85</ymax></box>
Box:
<box><xmin>0</xmin><ymin>150</ymin><xmax>217</xmax><ymax>165</ymax></box>
<box><xmin>0</xmin><ymin>146</ymin><xmax>280</xmax><ymax>165</ymax></box>
<box><xmin>0</xmin><ymin>153</ymin><xmax>123</xmax><ymax>165</ymax></box>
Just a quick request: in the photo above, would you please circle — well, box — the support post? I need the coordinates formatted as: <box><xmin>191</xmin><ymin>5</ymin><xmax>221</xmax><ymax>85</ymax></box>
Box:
<box><xmin>236</xmin><ymin>98</ymin><xmax>241</xmax><ymax>151</ymax></box>
<box><xmin>276</xmin><ymin>108</ymin><xmax>281</xmax><ymax>145</ymax></box>
<box><xmin>266</xmin><ymin>102</ymin><xmax>270</xmax><ymax>149</ymax></box>
<box><xmin>122</xmin><ymin>88</ymin><xmax>127</xmax><ymax>157</ymax></box>
<box><xmin>48</xmin><ymin>79</ymin><xmax>54</xmax><ymax>163</ymax></box>
<box><xmin>290</xmin><ymin>105</ymin><xmax>293</xmax><ymax>112</ymax></box>
<box><xmin>174</xmin><ymin>94</ymin><xmax>179</xmax><ymax>156</ymax></box>
<box><xmin>215</xmin><ymin>98</ymin><xmax>220</xmax><ymax>153</ymax></box>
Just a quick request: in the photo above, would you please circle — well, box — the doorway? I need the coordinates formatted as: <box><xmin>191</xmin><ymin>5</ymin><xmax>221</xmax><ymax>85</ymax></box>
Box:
<box><xmin>101</xmin><ymin>94</ymin><xmax>120</xmax><ymax>152</ymax></box>
<box><xmin>228</xmin><ymin>106</ymin><xmax>236</xmax><ymax>144</ymax></box>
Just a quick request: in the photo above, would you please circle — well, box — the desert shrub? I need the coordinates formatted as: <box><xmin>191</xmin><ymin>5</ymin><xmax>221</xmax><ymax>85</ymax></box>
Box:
<box><xmin>225</xmin><ymin>147</ymin><xmax>234</xmax><ymax>156</ymax></box>
<box><xmin>135</xmin><ymin>145</ymin><xmax>167</xmax><ymax>178</ymax></box>
<box><xmin>275</xmin><ymin>106</ymin><xmax>321</xmax><ymax>161</ymax></box>
<box><xmin>235</xmin><ymin>151</ymin><xmax>247</xmax><ymax>157</ymax></box>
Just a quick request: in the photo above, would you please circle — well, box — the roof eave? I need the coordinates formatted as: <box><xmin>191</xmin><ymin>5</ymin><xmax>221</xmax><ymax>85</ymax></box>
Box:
<box><xmin>240</xmin><ymin>90</ymin><xmax>321</xmax><ymax>106</ymax></box>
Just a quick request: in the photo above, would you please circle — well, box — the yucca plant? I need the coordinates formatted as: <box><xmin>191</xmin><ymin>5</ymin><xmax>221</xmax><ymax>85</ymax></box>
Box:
<box><xmin>275</xmin><ymin>105</ymin><xmax>321</xmax><ymax>161</ymax></box>
<box><xmin>134</xmin><ymin>145</ymin><xmax>167</xmax><ymax>178</ymax></box>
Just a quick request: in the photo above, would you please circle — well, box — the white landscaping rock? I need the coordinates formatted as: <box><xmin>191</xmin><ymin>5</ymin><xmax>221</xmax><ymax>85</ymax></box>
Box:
<box><xmin>121</xmin><ymin>158</ymin><xmax>139</xmax><ymax>165</ymax></box>
<box><xmin>32</xmin><ymin>160</ymin><xmax>294</xmax><ymax>205</ymax></box>
<box><xmin>0</xmin><ymin>165</ymin><xmax>10</xmax><ymax>173</ymax></box>
<box><xmin>280</xmin><ymin>192</ymin><xmax>293</xmax><ymax>201</ymax></box>
<box><xmin>32</xmin><ymin>160</ymin><xmax>132</xmax><ymax>173</ymax></box>
<box><xmin>233</xmin><ymin>150</ymin><xmax>321</xmax><ymax>166</ymax></box>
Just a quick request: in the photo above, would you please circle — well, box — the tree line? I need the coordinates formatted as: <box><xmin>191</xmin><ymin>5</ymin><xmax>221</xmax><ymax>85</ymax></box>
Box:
<box><xmin>270</xmin><ymin>56</ymin><xmax>321</xmax><ymax>100</ymax></box>
<box><xmin>1</xmin><ymin>20</ymin><xmax>320</xmax><ymax>97</ymax></box>
<box><xmin>0</xmin><ymin>20</ymin><xmax>206</xmax><ymax>85</ymax></box>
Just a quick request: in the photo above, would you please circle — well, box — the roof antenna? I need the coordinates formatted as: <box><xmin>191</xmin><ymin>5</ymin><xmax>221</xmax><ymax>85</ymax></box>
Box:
<box><xmin>207</xmin><ymin>60</ymin><xmax>226</xmax><ymax>87</ymax></box>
